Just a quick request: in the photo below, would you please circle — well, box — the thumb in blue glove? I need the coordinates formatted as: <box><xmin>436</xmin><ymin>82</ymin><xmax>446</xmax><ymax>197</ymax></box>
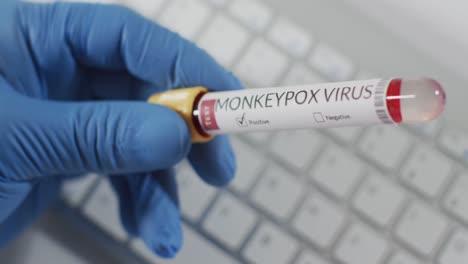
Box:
<box><xmin>0</xmin><ymin>1</ymin><xmax>243</xmax><ymax>258</ymax></box>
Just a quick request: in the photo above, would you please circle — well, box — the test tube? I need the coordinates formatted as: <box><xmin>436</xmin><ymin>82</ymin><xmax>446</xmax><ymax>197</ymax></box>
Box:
<box><xmin>148</xmin><ymin>78</ymin><xmax>446</xmax><ymax>143</ymax></box>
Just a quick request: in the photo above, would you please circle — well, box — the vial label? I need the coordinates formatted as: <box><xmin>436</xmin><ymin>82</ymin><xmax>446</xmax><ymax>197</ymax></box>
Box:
<box><xmin>197</xmin><ymin>79</ymin><xmax>393</xmax><ymax>134</ymax></box>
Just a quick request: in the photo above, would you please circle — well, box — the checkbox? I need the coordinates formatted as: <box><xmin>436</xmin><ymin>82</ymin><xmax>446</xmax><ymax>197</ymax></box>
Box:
<box><xmin>314</xmin><ymin>112</ymin><xmax>325</xmax><ymax>123</ymax></box>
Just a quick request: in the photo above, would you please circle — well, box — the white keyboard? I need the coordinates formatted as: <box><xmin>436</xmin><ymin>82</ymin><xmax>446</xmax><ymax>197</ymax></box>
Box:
<box><xmin>55</xmin><ymin>0</ymin><xmax>468</xmax><ymax>263</ymax></box>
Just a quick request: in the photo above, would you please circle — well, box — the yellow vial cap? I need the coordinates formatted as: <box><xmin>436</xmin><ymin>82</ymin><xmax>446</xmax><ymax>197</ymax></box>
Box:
<box><xmin>148</xmin><ymin>87</ymin><xmax>213</xmax><ymax>143</ymax></box>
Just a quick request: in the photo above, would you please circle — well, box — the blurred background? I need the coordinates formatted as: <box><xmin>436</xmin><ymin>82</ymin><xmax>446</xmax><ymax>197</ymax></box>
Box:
<box><xmin>2</xmin><ymin>0</ymin><xmax>468</xmax><ymax>263</ymax></box>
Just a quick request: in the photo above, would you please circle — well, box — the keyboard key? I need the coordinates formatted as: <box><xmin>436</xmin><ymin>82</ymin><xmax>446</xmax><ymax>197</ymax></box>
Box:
<box><xmin>202</xmin><ymin>193</ymin><xmax>257</xmax><ymax>250</ymax></box>
<box><xmin>243</xmin><ymin>222</ymin><xmax>298</xmax><ymax>264</ymax></box>
<box><xmin>122</xmin><ymin>0</ymin><xmax>166</xmax><ymax>19</ymax></box>
<box><xmin>358</xmin><ymin>126</ymin><xmax>411</xmax><ymax>171</ymax></box>
<box><xmin>408</xmin><ymin>119</ymin><xmax>441</xmax><ymax>138</ymax></box>
<box><xmin>252</xmin><ymin>165</ymin><xmax>304</xmax><ymax>220</ymax></box>
<box><xmin>326</xmin><ymin>126</ymin><xmax>362</xmax><ymax>144</ymax></box>
<box><xmin>439</xmin><ymin>127</ymin><xmax>468</xmax><ymax>162</ymax></box>
<box><xmin>395</xmin><ymin>202</ymin><xmax>449</xmax><ymax>257</ymax></box>
<box><xmin>353</xmin><ymin>174</ymin><xmax>405</xmax><ymax>228</ymax></box>
<box><xmin>309</xmin><ymin>43</ymin><xmax>354</xmax><ymax>81</ymax></box>
<box><xmin>439</xmin><ymin>231</ymin><xmax>468</xmax><ymax>264</ymax></box>
<box><xmin>235</xmin><ymin>39</ymin><xmax>289</xmax><ymax>87</ymax></box>
<box><xmin>83</xmin><ymin>179</ymin><xmax>127</xmax><ymax>241</ymax></box>
<box><xmin>387</xmin><ymin>251</ymin><xmax>422</xmax><ymax>264</ymax></box>
<box><xmin>62</xmin><ymin>173</ymin><xmax>98</xmax><ymax>206</ymax></box>
<box><xmin>198</xmin><ymin>15</ymin><xmax>250</xmax><ymax>67</ymax></box>
<box><xmin>228</xmin><ymin>0</ymin><xmax>272</xmax><ymax>32</ymax></box>
<box><xmin>334</xmin><ymin>224</ymin><xmax>388</xmax><ymax>264</ymax></box>
<box><xmin>20</xmin><ymin>229</ymin><xmax>87</xmax><ymax>264</ymax></box>
<box><xmin>177</xmin><ymin>165</ymin><xmax>217</xmax><ymax>222</ymax></box>
<box><xmin>294</xmin><ymin>250</ymin><xmax>329</xmax><ymax>264</ymax></box>
<box><xmin>230</xmin><ymin>138</ymin><xmax>265</xmax><ymax>193</ymax></box>
<box><xmin>206</xmin><ymin>0</ymin><xmax>230</xmax><ymax>7</ymax></box>
<box><xmin>401</xmin><ymin>146</ymin><xmax>453</xmax><ymax>198</ymax></box>
<box><xmin>444</xmin><ymin>174</ymin><xmax>468</xmax><ymax>224</ymax></box>
<box><xmin>159</xmin><ymin>0</ymin><xmax>210</xmax><ymax>39</ymax></box>
<box><xmin>292</xmin><ymin>194</ymin><xmax>345</xmax><ymax>249</ymax></box>
<box><xmin>310</xmin><ymin>145</ymin><xmax>363</xmax><ymax>199</ymax></box>
<box><xmin>267</xmin><ymin>18</ymin><xmax>313</xmax><ymax>57</ymax></box>
<box><xmin>282</xmin><ymin>64</ymin><xmax>323</xmax><ymax>85</ymax></box>
<box><xmin>270</xmin><ymin>130</ymin><xmax>322</xmax><ymax>171</ymax></box>
<box><xmin>355</xmin><ymin>70</ymin><xmax>378</xmax><ymax>80</ymax></box>
<box><xmin>132</xmin><ymin>224</ymin><xmax>240</xmax><ymax>264</ymax></box>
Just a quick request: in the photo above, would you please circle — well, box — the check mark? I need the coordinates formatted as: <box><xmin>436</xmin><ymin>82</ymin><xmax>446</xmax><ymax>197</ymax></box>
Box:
<box><xmin>236</xmin><ymin>113</ymin><xmax>248</xmax><ymax>127</ymax></box>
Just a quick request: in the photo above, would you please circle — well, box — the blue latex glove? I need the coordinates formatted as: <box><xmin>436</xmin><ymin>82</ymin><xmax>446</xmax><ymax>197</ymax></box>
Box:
<box><xmin>0</xmin><ymin>1</ymin><xmax>242</xmax><ymax>258</ymax></box>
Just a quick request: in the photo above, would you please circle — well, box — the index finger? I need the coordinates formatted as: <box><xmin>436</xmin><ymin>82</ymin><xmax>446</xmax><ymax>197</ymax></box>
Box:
<box><xmin>19</xmin><ymin>2</ymin><xmax>243</xmax><ymax>93</ymax></box>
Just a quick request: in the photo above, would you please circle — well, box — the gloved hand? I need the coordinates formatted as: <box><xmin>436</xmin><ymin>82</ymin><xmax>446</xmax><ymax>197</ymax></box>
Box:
<box><xmin>0</xmin><ymin>1</ymin><xmax>242</xmax><ymax>258</ymax></box>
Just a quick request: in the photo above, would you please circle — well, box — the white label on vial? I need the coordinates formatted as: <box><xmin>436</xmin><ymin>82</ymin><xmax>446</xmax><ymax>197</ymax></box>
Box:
<box><xmin>197</xmin><ymin>79</ymin><xmax>392</xmax><ymax>134</ymax></box>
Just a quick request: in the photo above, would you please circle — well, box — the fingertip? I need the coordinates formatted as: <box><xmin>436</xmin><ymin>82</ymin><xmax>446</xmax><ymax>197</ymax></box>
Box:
<box><xmin>144</xmin><ymin>197</ymin><xmax>183</xmax><ymax>259</ymax></box>
<box><xmin>150</xmin><ymin>219</ymin><xmax>183</xmax><ymax>258</ymax></box>
<box><xmin>152</xmin><ymin>230</ymin><xmax>183</xmax><ymax>259</ymax></box>
<box><xmin>130</xmin><ymin>171</ymin><xmax>183</xmax><ymax>259</ymax></box>
<box><xmin>220</xmin><ymin>71</ymin><xmax>244</xmax><ymax>93</ymax></box>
